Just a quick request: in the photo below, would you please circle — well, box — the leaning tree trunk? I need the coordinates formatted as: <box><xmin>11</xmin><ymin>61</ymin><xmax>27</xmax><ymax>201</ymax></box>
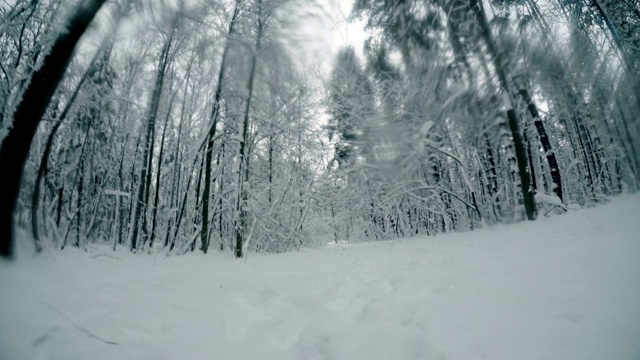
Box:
<box><xmin>164</xmin><ymin>57</ymin><xmax>192</xmax><ymax>248</ymax></box>
<box><xmin>201</xmin><ymin>0</ymin><xmax>242</xmax><ymax>254</ymax></box>
<box><xmin>128</xmin><ymin>27</ymin><xmax>174</xmax><ymax>252</ymax></box>
<box><xmin>470</xmin><ymin>0</ymin><xmax>537</xmax><ymax>220</ymax></box>
<box><xmin>0</xmin><ymin>0</ymin><xmax>107</xmax><ymax>258</ymax></box>
<box><xmin>235</xmin><ymin>0</ymin><xmax>264</xmax><ymax>258</ymax></box>
<box><xmin>31</xmin><ymin>40</ymin><xmax>113</xmax><ymax>249</ymax></box>
<box><xmin>519</xmin><ymin>88</ymin><xmax>563</xmax><ymax>202</ymax></box>
<box><xmin>590</xmin><ymin>0</ymin><xmax>640</xmax><ymax>111</ymax></box>
<box><xmin>149</xmin><ymin>93</ymin><xmax>175</xmax><ymax>248</ymax></box>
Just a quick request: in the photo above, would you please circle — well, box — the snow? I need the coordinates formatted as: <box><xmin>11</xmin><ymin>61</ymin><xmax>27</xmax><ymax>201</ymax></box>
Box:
<box><xmin>419</xmin><ymin>120</ymin><xmax>434</xmax><ymax>136</ymax></box>
<box><xmin>502</xmin><ymin>91</ymin><xmax>513</xmax><ymax>109</ymax></box>
<box><xmin>535</xmin><ymin>191</ymin><xmax>566</xmax><ymax>209</ymax></box>
<box><xmin>2</xmin><ymin>196</ymin><xmax>640</xmax><ymax>360</ymax></box>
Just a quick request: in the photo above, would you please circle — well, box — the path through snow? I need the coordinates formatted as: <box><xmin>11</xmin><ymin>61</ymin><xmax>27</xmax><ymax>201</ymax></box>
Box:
<box><xmin>1</xmin><ymin>196</ymin><xmax>640</xmax><ymax>359</ymax></box>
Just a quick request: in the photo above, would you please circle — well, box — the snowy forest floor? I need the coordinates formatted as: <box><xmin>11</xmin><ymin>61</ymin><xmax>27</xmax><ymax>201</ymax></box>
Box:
<box><xmin>2</xmin><ymin>196</ymin><xmax>640</xmax><ymax>360</ymax></box>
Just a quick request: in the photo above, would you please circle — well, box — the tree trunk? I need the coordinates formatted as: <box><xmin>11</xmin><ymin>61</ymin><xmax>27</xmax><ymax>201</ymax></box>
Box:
<box><xmin>76</xmin><ymin>154</ymin><xmax>84</xmax><ymax>248</ymax></box>
<box><xmin>235</xmin><ymin>0</ymin><xmax>264</xmax><ymax>258</ymax></box>
<box><xmin>150</xmin><ymin>93</ymin><xmax>175</xmax><ymax>248</ymax></box>
<box><xmin>218</xmin><ymin>141</ymin><xmax>226</xmax><ymax>251</ymax></box>
<box><xmin>191</xmin><ymin>154</ymin><xmax>205</xmax><ymax>251</ymax></box>
<box><xmin>56</xmin><ymin>187</ymin><xmax>64</xmax><ymax>228</ymax></box>
<box><xmin>117</xmin><ymin>135</ymin><xmax>128</xmax><ymax>246</ymax></box>
<box><xmin>0</xmin><ymin>0</ymin><xmax>107</xmax><ymax>258</ymax></box>
<box><xmin>201</xmin><ymin>0</ymin><xmax>241</xmax><ymax>254</ymax></box>
<box><xmin>590</xmin><ymin>0</ymin><xmax>640</xmax><ymax>110</ymax></box>
<box><xmin>165</xmin><ymin>54</ymin><xmax>193</xmax><ymax>248</ymax></box>
<box><xmin>614</xmin><ymin>98</ymin><xmax>640</xmax><ymax>180</ymax></box>
<box><xmin>129</xmin><ymin>27</ymin><xmax>174</xmax><ymax>252</ymax></box>
<box><xmin>470</xmin><ymin>0</ymin><xmax>537</xmax><ymax>220</ymax></box>
<box><xmin>170</xmin><ymin>152</ymin><xmax>201</xmax><ymax>252</ymax></box>
<box><xmin>519</xmin><ymin>88</ymin><xmax>563</xmax><ymax>202</ymax></box>
<box><xmin>31</xmin><ymin>40</ymin><xmax>112</xmax><ymax>248</ymax></box>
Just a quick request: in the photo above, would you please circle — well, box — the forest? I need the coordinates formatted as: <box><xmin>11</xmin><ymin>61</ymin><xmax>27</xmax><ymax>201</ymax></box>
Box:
<box><xmin>1</xmin><ymin>0</ymin><xmax>639</xmax><ymax>258</ymax></box>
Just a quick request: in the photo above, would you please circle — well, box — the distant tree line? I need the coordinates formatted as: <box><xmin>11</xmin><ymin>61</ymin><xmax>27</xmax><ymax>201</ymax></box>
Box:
<box><xmin>0</xmin><ymin>0</ymin><xmax>638</xmax><ymax>258</ymax></box>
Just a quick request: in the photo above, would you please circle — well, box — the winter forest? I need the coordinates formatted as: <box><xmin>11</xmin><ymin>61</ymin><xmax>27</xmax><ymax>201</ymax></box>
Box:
<box><xmin>2</xmin><ymin>0</ymin><xmax>640</xmax><ymax>358</ymax></box>
<box><xmin>2</xmin><ymin>0</ymin><xmax>638</xmax><ymax>258</ymax></box>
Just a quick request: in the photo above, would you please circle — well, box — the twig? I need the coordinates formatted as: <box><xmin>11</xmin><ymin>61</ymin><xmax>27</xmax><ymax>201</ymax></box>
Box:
<box><xmin>42</xmin><ymin>303</ymin><xmax>118</xmax><ymax>345</ymax></box>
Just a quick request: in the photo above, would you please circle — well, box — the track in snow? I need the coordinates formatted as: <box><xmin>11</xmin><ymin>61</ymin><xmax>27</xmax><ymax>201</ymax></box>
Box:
<box><xmin>2</xmin><ymin>195</ymin><xmax>640</xmax><ymax>360</ymax></box>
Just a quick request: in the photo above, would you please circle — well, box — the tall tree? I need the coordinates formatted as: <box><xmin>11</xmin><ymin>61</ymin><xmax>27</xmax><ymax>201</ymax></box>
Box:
<box><xmin>200</xmin><ymin>0</ymin><xmax>242</xmax><ymax>254</ymax></box>
<box><xmin>468</xmin><ymin>0</ymin><xmax>537</xmax><ymax>220</ymax></box>
<box><xmin>327</xmin><ymin>46</ymin><xmax>374</xmax><ymax>170</ymax></box>
<box><xmin>0</xmin><ymin>0</ymin><xmax>108</xmax><ymax>258</ymax></box>
<box><xmin>235</xmin><ymin>0</ymin><xmax>265</xmax><ymax>258</ymax></box>
<box><xmin>129</xmin><ymin>17</ymin><xmax>177</xmax><ymax>252</ymax></box>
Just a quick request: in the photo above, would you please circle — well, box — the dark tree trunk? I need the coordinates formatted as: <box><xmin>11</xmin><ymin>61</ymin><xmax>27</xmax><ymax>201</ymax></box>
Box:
<box><xmin>190</xmin><ymin>154</ymin><xmax>205</xmax><ymax>252</ymax></box>
<box><xmin>218</xmin><ymin>141</ymin><xmax>226</xmax><ymax>251</ymax></box>
<box><xmin>526</xmin><ymin>136</ymin><xmax>537</xmax><ymax>193</ymax></box>
<box><xmin>519</xmin><ymin>89</ymin><xmax>563</xmax><ymax>202</ymax></box>
<box><xmin>235</xmin><ymin>0</ymin><xmax>264</xmax><ymax>258</ymax></box>
<box><xmin>169</xmin><ymin>153</ymin><xmax>201</xmax><ymax>252</ymax></box>
<box><xmin>75</xmin><ymin>155</ymin><xmax>84</xmax><ymax>248</ymax></box>
<box><xmin>129</xmin><ymin>28</ymin><xmax>174</xmax><ymax>252</ymax></box>
<box><xmin>56</xmin><ymin>187</ymin><xmax>64</xmax><ymax>228</ymax></box>
<box><xmin>201</xmin><ymin>0</ymin><xmax>241</xmax><ymax>254</ymax></box>
<box><xmin>614</xmin><ymin>98</ymin><xmax>640</xmax><ymax>180</ymax></box>
<box><xmin>0</xmin><ymin>0</ymin><xmax>107</xmax><ymax>258</ymax></box>
<box><xmin>572</xmin><ymin>112</ymin><xmax>597</xmax><ymax>198</ymax></box>
<box><xmin>31</xmin><ymin>41</ymin><xmax>110</xmax><ymax>246</ymax></box>
<box><xmin>483</xmin><ymin>134</ymin><xmax>501</xmax><ymax>220</ymax></box>
<box><xmin>470</xmin><ymin>0</ymin><xmax>537</xmax><ymax>220</ymax></box>
<box><xmin>150</xmin><ymin>94</ymin><xmax>174</xmax><ymax>248</ymax></box>
<box><xmin>165</xmin><ymin>57</ymin><xmax>192</xmax><ymax>248</ymax></box>
<box><xmin>590</xmin><ymin>0</ymin><xmax>640</xmax><ymax>110</ymax></box>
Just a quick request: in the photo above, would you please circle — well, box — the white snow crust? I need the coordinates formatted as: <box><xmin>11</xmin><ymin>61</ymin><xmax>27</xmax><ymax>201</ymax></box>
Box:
<box><xmin>2</xmin><ymin>196</ymin><xmax>640</xmax><ymax>360</ymax></box>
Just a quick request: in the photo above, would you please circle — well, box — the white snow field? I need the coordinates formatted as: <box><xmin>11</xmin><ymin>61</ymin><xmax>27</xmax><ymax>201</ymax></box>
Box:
<box><xmin>2</xmin><ymin>196</ymin><xmax>640</xmax><ymax>360</ymax></box>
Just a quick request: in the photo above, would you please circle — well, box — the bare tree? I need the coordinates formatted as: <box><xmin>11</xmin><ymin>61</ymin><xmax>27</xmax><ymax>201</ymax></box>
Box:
<box><xmin>0</xmin><ymin>0</ymin><xmax>108</xmax><ymax>258</ymax></box>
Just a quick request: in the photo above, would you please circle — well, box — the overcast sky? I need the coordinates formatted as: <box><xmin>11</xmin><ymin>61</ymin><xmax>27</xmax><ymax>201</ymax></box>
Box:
<box><xmin>281</xmin><ymin>0</ymin><xmax>369</xmax><ymax>72</ymax></box>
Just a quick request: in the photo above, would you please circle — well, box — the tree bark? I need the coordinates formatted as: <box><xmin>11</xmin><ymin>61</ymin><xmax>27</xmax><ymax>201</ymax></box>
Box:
<box><xmin>201</xmin><ymin>0</ymin><xmax>242</xmax><ymax>254</ymax></box>
<box><xmin>129</xmin><ymin>27</ymin><xmax>174</xmax><ymax>252</ymax></box>
<box><xmin>235</xmin><ymin>0</ymin><xmax>264</xmax><ymax>258</ymax></box>
<box><xmin>590</xmin><ymin>0</ymin><xmax>640</xmax><ymax>109</ymax></box>
<box><xmin>150</xmin><ymin>92</ymin><xmax>175</xmax><ymax>248</ymax></box>
<box><xmin>519</xmin><ymin>88</ymin><xmax>563</xmax><ymax>202</ymax></box>
<box><xmin>31</xmin><ymin>40</ymin><xmax>112</xmax><ymax>248</ymax></box>
<box><xmin>0</xmin><ymin>0</ymin><xmax>107</xmax><ymax>258</ymax></box>
<box><xmin>470</xmin><ymin>0</ymin><xmax>537</xmax><ymax>220</ymax></box>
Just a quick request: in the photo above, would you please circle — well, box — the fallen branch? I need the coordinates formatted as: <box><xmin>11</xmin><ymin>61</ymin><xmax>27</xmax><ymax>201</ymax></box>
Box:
<box><xmin>42</xmin><ymin>303</ymin><xmax>118</xmax><ymax>345</ymax></box>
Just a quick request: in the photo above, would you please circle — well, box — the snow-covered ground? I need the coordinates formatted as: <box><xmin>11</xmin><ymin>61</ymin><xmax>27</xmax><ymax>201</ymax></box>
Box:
<box><xmin>2</xmin><ymin>196</ymin><xmax>640</xmax><ymax>360</ymax></box>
